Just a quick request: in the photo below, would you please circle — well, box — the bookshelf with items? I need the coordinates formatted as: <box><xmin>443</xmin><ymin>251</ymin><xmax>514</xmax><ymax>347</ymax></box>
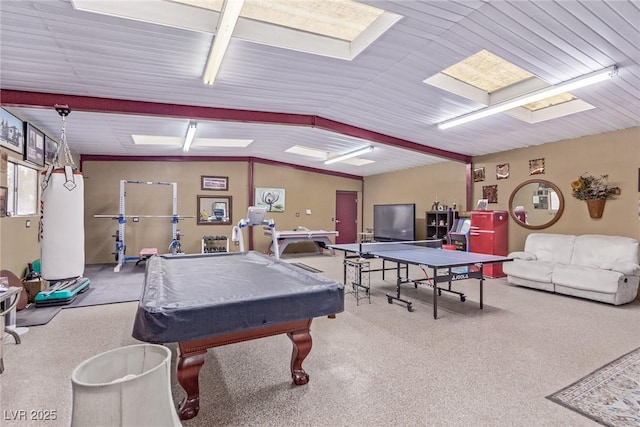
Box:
<box><xmin>425</xmin><ymin>210</ymin><xmax>458</xmax><ymax>244</ymax></box>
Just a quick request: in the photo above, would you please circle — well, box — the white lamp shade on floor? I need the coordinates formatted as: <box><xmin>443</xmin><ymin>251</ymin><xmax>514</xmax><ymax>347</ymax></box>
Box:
<box><xmin>71</xmin><ymin>344</ymin><xmax>181</xmax><ymax>427</ymax></box>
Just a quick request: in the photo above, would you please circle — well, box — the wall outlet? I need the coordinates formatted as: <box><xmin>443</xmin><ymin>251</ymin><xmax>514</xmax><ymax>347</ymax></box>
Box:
<box><xmin>306</xmin><ymin>209</ymin><xmax>312</xmax><ymax>215</ymax></box>
<box><xmin>25</xmin><ymin>220</ymin><xmax>31</xmax><ymax>228</ymax></box>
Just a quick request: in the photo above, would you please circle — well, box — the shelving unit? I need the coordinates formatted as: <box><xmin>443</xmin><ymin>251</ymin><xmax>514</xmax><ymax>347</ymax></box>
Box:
<box><xmin>425</xmin><ymin>210</ymin><xmax>458</xmax><ymax>243</ymax></box>
<box><xmin>202</xmin><ymin>235</ymin><xmax>229</xmax><ymax>253</ymax></box>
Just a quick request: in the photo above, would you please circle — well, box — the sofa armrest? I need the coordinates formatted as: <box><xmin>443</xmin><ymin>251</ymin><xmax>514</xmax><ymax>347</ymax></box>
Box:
<box><xmin>508</xmin><ymin>251</ymin><xmax>537</xmax><ymax>261</ymax></box>
<box><xmin>605</xmin><ymin>262</ymin><xmax>640</xmax><ymax>276</ymax></box>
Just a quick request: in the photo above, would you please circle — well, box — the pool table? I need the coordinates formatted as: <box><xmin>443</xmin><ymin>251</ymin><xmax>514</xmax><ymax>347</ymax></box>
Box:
<box><xmin>132</xmin><ymin>252</ymin><xmax>344</xmax><ymax>420</ymax></box>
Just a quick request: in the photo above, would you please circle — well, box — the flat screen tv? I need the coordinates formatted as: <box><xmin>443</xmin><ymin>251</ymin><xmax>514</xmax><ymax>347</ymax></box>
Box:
<box><xmin>373</xmin><ymin>203</ymin><xmax>415</xmax><ymax>241</ymax></box>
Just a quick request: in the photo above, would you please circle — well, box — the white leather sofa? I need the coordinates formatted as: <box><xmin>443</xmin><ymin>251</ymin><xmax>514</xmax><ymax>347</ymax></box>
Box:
<box><xmin>503</xmin><ymin>233</ymin><xmax>640</xmax><ymax>305</ymax></box>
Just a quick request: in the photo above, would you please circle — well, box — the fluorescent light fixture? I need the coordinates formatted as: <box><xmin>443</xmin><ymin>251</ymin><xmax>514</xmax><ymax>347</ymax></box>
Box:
<box><xmin>183</xmin><ymin>122</ymin><xmax>198</xmax><ymax>152</ymax></box>
<box><xmin>324</xmin><ymin>145</ymin><xmax>374</xmax><ymax>164</ymax></box>
<box><xmin>193</xmin><ymin>138</ymin><xmax>253</xmax><ymax>147</ymax></box>
<box><xmin>285</xmin><ymin>145</ymin><xmax>329</xmax><ymax>159</ymax></box>
<box><xmin>132</xmin><ymin>135</ymin><xmax>182</xmax><ymax>146</ymax></box>
<box><xmin>203</xmin><ymin>0</ymin><xmax>245</xmax><ymax>85</ymax></box>
<box><xmin>438</xmin><ymin>65</ymin><xmax>617</xmax><ymax>130</ymax></box>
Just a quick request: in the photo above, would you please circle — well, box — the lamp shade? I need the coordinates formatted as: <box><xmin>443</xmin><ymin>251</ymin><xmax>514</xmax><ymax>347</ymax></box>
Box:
<box><xmin>71</xmin><ymin>344</ymin><xmax>181</xmax><ymax>427</ymax></box>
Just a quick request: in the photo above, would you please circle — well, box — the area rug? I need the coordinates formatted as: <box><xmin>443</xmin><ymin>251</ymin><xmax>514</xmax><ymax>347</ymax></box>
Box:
<box><xmin>547</xmin><ymin>347</ymin><xmax>640</xmax><ymax>427</ymax></box>
<box><xmin>16</xmin><ymin>262</ymin><xmax>145</xmax><ymax>327</ymax></box>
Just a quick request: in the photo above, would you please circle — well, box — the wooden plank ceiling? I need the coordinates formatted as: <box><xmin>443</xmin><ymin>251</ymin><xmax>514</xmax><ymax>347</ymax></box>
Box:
<box><xmin>0</xmin><ymin>0</ymin><xmax>638</xmax><ymax>176</ymax></box>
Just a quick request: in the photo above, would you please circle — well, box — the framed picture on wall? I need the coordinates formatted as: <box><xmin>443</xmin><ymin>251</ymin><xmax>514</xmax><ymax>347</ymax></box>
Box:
<box><xmin>482</xmin><ymin>185</ymin><xmax>498</xmax><ymax>203</ymax></box>
<box><xmin>496</xmin><ymin>163</ymin><xmax>509</xmax><ymax>179</ymax></box>
<box><xmin>201</xmin><ymin>176</ymin><xmax>228</xmax><ymax>191</ymax></box>
<box><xmin>255</xmin><ymin>187</ymin><xmax>285</xmax><ymax>212</ymax></box>
<box><xmin>0</xmin><ymin>107</ymin><xmax>25</xmax><ymax>154</ymax></box>
<box><xmin>473</xmin><ymin>167</ymin><xmax>485</xmax><ymax>182</ymax></box>
<box><xmin>44</xmin><ymin>136</ymin><xmax>58</xmax><ymax>165</ymax></box>
<box><xmin>24</xmin><ymin>122</ymin><xmax>45</xmax><ymax>167</ymax></box>
<box><xmin>529</xmin><ymin>158</ymin><xmax>545</xmax><ymax>175</ymax></box>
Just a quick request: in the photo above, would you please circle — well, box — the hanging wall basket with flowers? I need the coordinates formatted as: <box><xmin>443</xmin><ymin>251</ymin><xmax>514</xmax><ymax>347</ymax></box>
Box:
<box><xmin>570</xmin><ymin>173</ymin><xmax>621</xmax><ymax>218</ymax></box>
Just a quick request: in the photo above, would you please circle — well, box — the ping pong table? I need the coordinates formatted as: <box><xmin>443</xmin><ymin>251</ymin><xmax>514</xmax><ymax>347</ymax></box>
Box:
<box><xmin>329</xmin><ymin>241</ymin><xmax>512</xmax><ymax>319</ymax></box>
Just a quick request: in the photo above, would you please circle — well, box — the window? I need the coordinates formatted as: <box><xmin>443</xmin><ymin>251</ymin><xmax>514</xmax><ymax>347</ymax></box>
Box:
<box><xmin>6</xmin><ymin>161</ymin><xmax>38</xmax><ymax>216</ymax></box>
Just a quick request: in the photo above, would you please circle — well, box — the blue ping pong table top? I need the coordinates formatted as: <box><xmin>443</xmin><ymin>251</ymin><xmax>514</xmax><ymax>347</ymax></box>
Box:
<box><xmin>329</xmin><ymin>242</ymin><xmax>511</xmax><ymax>269</ymax></box>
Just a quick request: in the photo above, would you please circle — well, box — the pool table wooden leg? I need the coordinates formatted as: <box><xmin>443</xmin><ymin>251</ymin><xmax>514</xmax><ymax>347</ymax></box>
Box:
<box><xmin>176</xmin><ymin>347</ymin><xmax>207</xmax><ymax>420</ymax></box>
<box><xmin>288</xmin><ymin>329</ymin><xmax>312</xmax><ymax>385</ymax></box>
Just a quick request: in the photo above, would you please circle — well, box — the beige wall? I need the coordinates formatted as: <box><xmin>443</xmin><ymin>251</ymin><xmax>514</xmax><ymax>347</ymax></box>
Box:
<box><xmin>363</xmin><ymin>127</ymin><xmax>639</xmax><ymax>253</ymax></box>
<box><xmin>0</xmin><ymin>148</ymin><xmax>44</xmax><ymax>275</ymax></box>
<box><xmin>473</xmin><ymin>127</ymin><xmax>640</xmax><ymax>252</ymax></box>
<box><xmin>364</xmin><ymin>161</ymin><xmax>468</xmax><ymax>240</ymax></box>
<box><xmin>82</xmin><ymin>160</ymin><xmax>362</xmax><ymax>263</ymax></box>
<box><xmin>2</xmin><ymin>126</ymin><xmax>639</xmax><ymax>273</ymax></box>
<box><xmin>252</xmin><ymin>163</ymin><xmax>362</xmax><ymax>254</ymax></box>
<box><xmin>83</xmin><ymin>160</ymin><xmax>250</xmax><ymax>264</ymax></box>
<box><xmin>1</xmin><ymin>127</ymin><xmax>80</xmax><ymax>275</ymax></box>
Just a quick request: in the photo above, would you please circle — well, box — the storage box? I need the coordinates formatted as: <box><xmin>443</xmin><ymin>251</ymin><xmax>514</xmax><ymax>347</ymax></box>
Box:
<box><xmin>22</xmin><ymin>279</ymin><xmax>49</xmax><ymax>302</ymax></box>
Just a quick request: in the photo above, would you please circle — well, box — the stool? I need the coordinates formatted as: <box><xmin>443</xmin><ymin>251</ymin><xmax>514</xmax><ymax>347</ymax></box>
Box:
<box><xmin>136</xmin><ymin>248</ymin><xmax>158</xmax><ymax>265</ymax></box>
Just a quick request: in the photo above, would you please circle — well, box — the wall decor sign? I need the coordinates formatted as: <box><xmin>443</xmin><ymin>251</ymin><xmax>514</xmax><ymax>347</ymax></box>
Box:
<box><xmin>496</xmin><ymin>163</ymin><xmax>510</xmax><ymax>179</ymax></box>
<box><xmin>482</xmin><ymin>185</ymin><xmax>498</xmax><ymax>203</ymax></box>
<box><xmin>24</xmin><ymin>122</ymin><xmax>45</xmax><ymax>167</ymax></box>
<box><xmin>476</xmin><ymin>199</ymin><xmax>488</xmax><ymax>210</ymax></box>
<box><xmin>44</xmin><ymin>136</ymin><xmax>58</xmax><ymax>165</ymax></box>
<box><xmin>473</xmin><ymin>167</ymin><xmax>486</xmax><ymax>182</ymax></box>
<box><xmin>255</xmin><ymin>187</ymin><xmax>285</xmax><ymax>212</ymax></box>
<box><xmin>201</xmin><ymin>175</ymin><xmax>228</xmax><ymax>191</ymax></box>
<box><xmin>529</xmin><ymin>158</ymin><xmax>545</xmax><ymax>175</ymax></box>
<box><xmin>0</xmin><ymin>107</ymin><xmax>25</xmax><ymax>154</ymax></box>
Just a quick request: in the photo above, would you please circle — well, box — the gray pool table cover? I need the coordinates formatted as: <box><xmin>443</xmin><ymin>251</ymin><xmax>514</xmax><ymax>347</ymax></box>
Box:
<box><xmin>132</xmin><ymin>252</ymin><xmax>344</xmax><ymax>343</ymax></box>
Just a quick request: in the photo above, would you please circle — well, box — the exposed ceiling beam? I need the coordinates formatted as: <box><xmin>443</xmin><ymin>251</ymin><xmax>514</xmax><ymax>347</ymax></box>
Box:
<box><xmin>79</xmin><ymin>155</ymin><xmax>364</xmax><ymax>181</ymax></box>
<box><xmin>0</xmin><ymin>90</ymin><xmax>472</xmax><ymax>163</ymax></box>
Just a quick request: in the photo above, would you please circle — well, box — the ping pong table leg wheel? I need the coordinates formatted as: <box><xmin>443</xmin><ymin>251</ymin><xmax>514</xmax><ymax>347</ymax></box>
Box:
<box><xmin>437</xmin><ymin>289</ymin><xmax>442</xmax><ymax>296</ymax></box>
<box><xmin>387</xmin><ymin>296</ymin><xmax>393</xmax><ymax>304</ymax></box>
<box><xmin>460</xmin><ymin>296</ymin><xmax>466</xmax><ymax>302</ymax></box>
<box><xmin>407</xmin><ymin>304</ymin><xmax>413</xmax><ymax>313</ymax></box>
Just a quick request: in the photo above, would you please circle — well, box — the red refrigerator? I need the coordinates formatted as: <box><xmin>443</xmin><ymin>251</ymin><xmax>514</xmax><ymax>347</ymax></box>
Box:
<box><xmin>469</xmin><ymin>210</ymin><xmax>508</xmax><ymax>278</ymax></box>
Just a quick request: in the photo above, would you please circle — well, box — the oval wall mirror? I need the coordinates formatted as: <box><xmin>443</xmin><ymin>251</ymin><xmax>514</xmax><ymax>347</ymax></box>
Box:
<box><xmin>508</xmin><ymin>179</ymin><xmax>564</xmax><ymax>230</ymax></box>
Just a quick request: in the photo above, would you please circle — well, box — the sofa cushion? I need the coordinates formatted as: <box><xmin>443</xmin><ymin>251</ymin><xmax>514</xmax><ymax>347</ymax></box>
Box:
<box><xmin>503</xmin><ymin>259</ymin><xmax>555</xmax><ymax>283</ymax></box>
<box><xmin>553</xmin><ymin>265</ymin><xmax>624</xmax><ymax>294</ymax></box>
<box><xmin>571</xmin><ymin>235</ymin><xmax>640</xmax><ymax>271</ymax></box>
<box><xmin>524</xmin><ymin>233</ymin><xmax>576</xmax><ymax>265</ymax></box>
<box><xmin>507</xmin><ymin>251</ymin><xmax>536</xmax><ymax>261</ymax></box>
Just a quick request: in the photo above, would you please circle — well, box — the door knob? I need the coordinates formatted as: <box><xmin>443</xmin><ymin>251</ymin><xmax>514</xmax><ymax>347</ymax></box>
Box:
<box><xmin>335</xmin><ymin>219</ymin><xmax>341</xmax><ymax>224</ymax></box>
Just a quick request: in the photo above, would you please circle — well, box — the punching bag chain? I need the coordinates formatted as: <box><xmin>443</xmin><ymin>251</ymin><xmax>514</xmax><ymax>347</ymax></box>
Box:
<box><xmin>53</xmin><ymin>104</ymin><xmax>76</xmax><ymax>169</ymax></box>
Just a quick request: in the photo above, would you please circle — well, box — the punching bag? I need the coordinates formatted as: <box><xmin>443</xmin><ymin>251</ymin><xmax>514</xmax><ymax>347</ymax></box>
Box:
<box><xmin>40</xmin><ymin>106</ymin><xmax>85</xmax><ymax>281</ymax></box>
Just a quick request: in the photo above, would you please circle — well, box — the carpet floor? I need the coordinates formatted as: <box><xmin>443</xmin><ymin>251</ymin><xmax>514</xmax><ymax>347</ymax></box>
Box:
<box><xmin>547</xmin><ymin>346</ymin><xmax>640</xmax><ymax>427</ymax></box>
<box><xmin>3</xmin><ymin>254</ymin><xmax>640</xmax><ymax>426</ymax></box>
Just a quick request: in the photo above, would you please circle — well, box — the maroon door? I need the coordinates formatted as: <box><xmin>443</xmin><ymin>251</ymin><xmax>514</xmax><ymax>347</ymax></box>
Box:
<box><xmin>335</xmin><ymin>192</ymin><xmax>357</xmax><ymax>244</ymax></box>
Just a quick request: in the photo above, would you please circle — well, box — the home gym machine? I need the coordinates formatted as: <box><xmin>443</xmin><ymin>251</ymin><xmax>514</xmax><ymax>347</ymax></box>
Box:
<box><xmin>94</xmin><ymin>180</ymin><xmax>193</xmax><ymax>272</ymax></box>
<box><xmin>232</xmin><ymin>206</ymin><xmax>280</xmax><ymax>259</ymax></box>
